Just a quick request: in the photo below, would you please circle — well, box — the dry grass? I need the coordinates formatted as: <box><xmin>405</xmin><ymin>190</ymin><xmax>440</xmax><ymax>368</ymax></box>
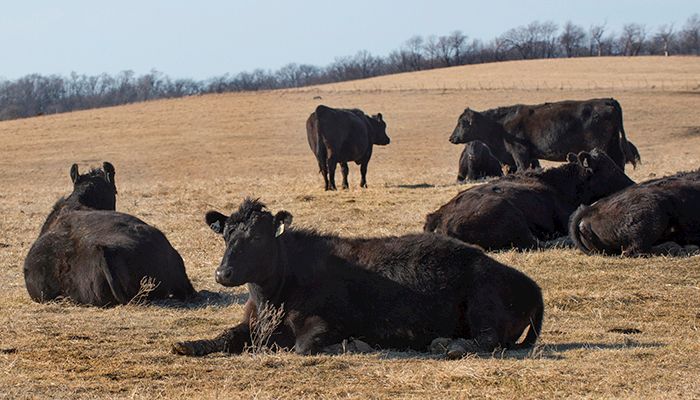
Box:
<box><xmin>1</xmin><ymin>56</ymin><xmax>699</xmax><ymax>399</ymax></box>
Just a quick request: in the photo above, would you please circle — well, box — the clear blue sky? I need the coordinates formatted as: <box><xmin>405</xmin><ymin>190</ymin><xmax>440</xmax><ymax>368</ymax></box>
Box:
<box><xmin>0</xmin><ymin>0</ymin><xmax>696</xmax><ymax>80</ymax></box>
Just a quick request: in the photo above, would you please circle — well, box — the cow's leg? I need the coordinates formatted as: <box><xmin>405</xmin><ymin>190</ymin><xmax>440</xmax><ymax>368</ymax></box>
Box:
<box><xmin>172</xmin><ymin>322</ymin><xmax>251</xmax><ymax>356</ymax></box>
<box><xmin>466</xmin><ymin>306</ymin><xmax>506</xmax><ymax>352</ymax></box>
<box><xmin>292</xmin><ymin>315</ymin><xmax>343</xmax><ymax>355</ymax></box>
<box><xmin>327</xmin><ymin>157</ymin><xmax>338</xmax><ymax>191</ymax></box>
<box><xmin>340</xmin><ymin>162</ymin><xmax>350</xmax><ymax>189</ymax></box>
<box><xmin>360</xmin><ymin>162</ymin><xmax>369</xmax><ymax>188</ymax></box>
<box><xmin>319</xmin><ymin>160</ymin><xmax>330</xmax><ymax>191</ymax></box>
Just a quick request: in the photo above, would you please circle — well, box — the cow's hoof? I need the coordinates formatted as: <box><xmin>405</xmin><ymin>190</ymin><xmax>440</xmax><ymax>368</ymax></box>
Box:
<box><xmin>171</xmin><ymin>341</ymin><xmax>199</xmax><ymax>356</ymax></box>
<box><xmin>349</xmin><ymin>338</ymin><xmax>373</xmax><ymax>353</ymax></box>
<box><xmin>683</xmin><ymin>245</ymin><xmax>699</xmax><ymax>255</ymax></box>
<box><xmin>430</xmin><ymin>337</ymin><xmax>451</xmax><ymax>355</ymax></box>
<box><xmin>446</xmin><ymin>338</ymin><xmax>471</xmax><ymax>360</ymax></box>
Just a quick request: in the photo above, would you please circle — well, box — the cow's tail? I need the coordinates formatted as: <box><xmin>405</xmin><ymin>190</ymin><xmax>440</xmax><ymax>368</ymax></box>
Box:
<box><xmin>423</xmin><ymin>211</ymin><xmax>441</xmax><ymax>233</ymax></box>
<box><xmin>612</xmin><ymin>100</ymin><xmax>640</xmax><ymax>168</ymax></box>
<box><xmin>309</xmin><ymin>111</ymin><xmax>327</xmax><ymax>173</ymax></box>
<box><xmin>568</xmin><ymin>205</ymin><xmax>599</xmax><ymax>255</ymax></box>
<box><xmin>519</xmin><ymin>292</ymin><xmax>544</xmax><ymax>349</ymax></box>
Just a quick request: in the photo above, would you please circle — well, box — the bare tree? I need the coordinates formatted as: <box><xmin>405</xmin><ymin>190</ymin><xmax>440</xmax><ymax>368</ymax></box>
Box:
<box><xmin>680</xmin><ymin>13</ymin><xmax>700</xmax><ymax>55</ymax></box>
<box><xmin>448</xmin><ymin>31</ymin><xmax>468</xmax><ymax>65</ymax></box>
<box><xmin>589</xmin><ymin>23</ymin><xmax>606</xmax><ymax>56</ymax></box>
<box><xmin>559</xmin><ymin>21</ymin><xmax>586</xmax><ymax>57</ymax></box>
<box><xmin>620</xmin><ymin>23</ymin><xmax>647</xmax><ymax>56</ymax></box>
<box><xmin>654</xmin><ymin>24</ymin><xmax>675</xmax><ymax>56</ymax></box>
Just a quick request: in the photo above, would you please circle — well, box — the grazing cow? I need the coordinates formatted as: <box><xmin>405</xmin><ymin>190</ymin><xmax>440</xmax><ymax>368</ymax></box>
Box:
<box><xmin>24</xmin><ymin>163</ymin><xmax>195</xmax><ymax>306</ymax></box>
<box><xmin>457</xmin><ymin>140</ymin><xmax>504</xmax><ymax>182</ymax></box>
<box><xmin>424</xmin><ymin>149</ymin><xmax>634</xmax><ymax>250</ymax></box>
<box><xmin>306</xmin><ymin>105</ymin><xmax>390</xmax><ymax>190</ymax></box>
<box><xmin>448</xmin><ymin>98</ymin><xmax>641</xmax><ymax>171</ymax></box>
<box><xmin>172</xmin><ymin>198</ymin><xmax>543</xmax><ymax>356</ymax></box>
<box><xmin>570</xmin><ymin>169</ymin><xmax>700</xmax><ymax>256</ymax></box>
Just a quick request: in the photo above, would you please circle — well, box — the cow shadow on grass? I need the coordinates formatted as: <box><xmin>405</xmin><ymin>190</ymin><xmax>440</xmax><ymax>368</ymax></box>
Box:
<box><xmin>148</xmin><ymin>290</ymin><xmax>248</xmax><ymax>309</ymax></box>
<box><xmin>386</xmin><ymin>183</ymin><xmax>435</xmax><ymax>189</ymax></box>
<box><xmin>376</xmin><ymin>341</ymin><xmax>664</xmax><ymax>361</ymax></box>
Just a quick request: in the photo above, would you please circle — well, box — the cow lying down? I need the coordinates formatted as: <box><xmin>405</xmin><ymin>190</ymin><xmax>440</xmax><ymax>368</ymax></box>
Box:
<box><xmin>172</xmin><ymin>198</ymin><xmax>543</xmax><ymax>357</ymax></box>
<box><xmin>570</xmin><ymin>169</ymin><xmax>700</xmax><ymax>256</ymax></box>
<box><xmin>425</xmin><ymin>149</ymin><xmax>635</xmax><ymax>250</ymax></box>
<box><xmin>24</xmin><ymin>162</ymin><xmax>195</xmax><ymax>306</ymax></box>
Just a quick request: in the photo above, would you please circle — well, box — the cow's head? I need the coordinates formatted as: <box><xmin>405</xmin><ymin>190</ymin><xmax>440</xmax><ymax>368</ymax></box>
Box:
<box><xmin>369</xmin><ymin>113</ymin><xmax>390</xmax><ymax>145</ymax></box>
<box><xmin>205</xmin><ymin>198</ymin><xmax>292</xmax><ymax>287</ymax></box>
<box><xmin>69</xmin><ymin>161</ymin><xmax>117</xmax><ymax>210</ymax></box>
<box><xmin>569</xmin><ymin>149</ymin><xmax>635</xmax><ymax>203</ymax></box>
<box><xmin>449</xmin><ymin>108</ymin><xmax>495</xmax><ymax>144</ymax></box>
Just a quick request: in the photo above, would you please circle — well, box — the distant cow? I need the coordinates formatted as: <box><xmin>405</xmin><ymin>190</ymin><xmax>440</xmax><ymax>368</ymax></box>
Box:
<box><xmin>457</xmin><ymin>140</ymin><xmax>504</xmax><ymax>182</ymax></box>
<box><xmin>448</xmin><ymin>98</ymin><xmax>641</xmax><ymax>171</ymax></box>
<box><xmin>307</xmin><ymin>105</ymin><xmax>390</xmax><ymax>190</ymax></box>
<box><xmin>424</xmin><ymin>149</ymin><xmax>634</xmax><ymax>250</ymax></box>
<box><xmin>570</xmin><ymin>169</ymin><xmax>700</xmax><ymax>256</ymax></box>
<box><xmin>24</xmin><ymin>162</ymin><xmax>195</xmax><ymax>306</ymax></box>
<box><xmin>172</xmin><ymin>198</ymin><xmax>543</xmax><ymax>356</ymax></box>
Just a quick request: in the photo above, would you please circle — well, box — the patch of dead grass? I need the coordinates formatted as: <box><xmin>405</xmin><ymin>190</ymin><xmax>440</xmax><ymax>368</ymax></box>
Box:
<box><xmin>0</xmin><ymin>57</ymin><xmax>699</xmax><ymax>399</ymax></box>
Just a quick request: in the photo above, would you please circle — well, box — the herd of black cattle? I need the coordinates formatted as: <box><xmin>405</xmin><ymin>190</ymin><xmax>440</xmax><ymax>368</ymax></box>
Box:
<box><xmin>22</xmin><ymin>98</ymin><xmax>700</xmax><ymax>359</ymax></box>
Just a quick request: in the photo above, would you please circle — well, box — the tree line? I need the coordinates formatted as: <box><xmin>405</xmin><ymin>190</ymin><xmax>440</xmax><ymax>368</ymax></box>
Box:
<box><xmin>1</xmin><ymin>15</ymin><xmax>698</xmax><ymax>121</ymax></box>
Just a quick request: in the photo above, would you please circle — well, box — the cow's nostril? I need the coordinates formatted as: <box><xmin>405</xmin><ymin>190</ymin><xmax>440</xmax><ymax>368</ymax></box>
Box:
<box><xmin>215</xmin><ymin>269</ymin><xmax>231</xmax><ymax>282</ymax></box>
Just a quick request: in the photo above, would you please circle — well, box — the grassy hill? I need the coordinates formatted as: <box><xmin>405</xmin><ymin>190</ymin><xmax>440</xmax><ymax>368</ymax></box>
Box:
<box><xmin>1</xmin><ymin>56</ymin><xmax>699</xmax><ymax>399</ymax></box>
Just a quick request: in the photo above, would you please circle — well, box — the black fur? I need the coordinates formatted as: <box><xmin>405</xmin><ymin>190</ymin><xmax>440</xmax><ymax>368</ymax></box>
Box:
<box><xmin>306</xmin><ymin>105</ymin><xmax>390</xmax><ymax>190</ymax></box>
<box><xmin>173</xmin><ymin>198</ymin><xmax>543</xmax><ymax>356</ymax></box>
<box><xmin>24</xmin><ymin>162</ymin><xmax>195</xmax><ymax>306</ymax></box>
<box><xmin>570</xmin><ymin>169</ymin><xmax>700</xmax><ymax>256</ymax></box>
<box><xmin>449</xmin><ymin>98</ymin><xmax>641</xmax><ymax>171</ymax></box>
<box><xmin>425</xmin><ymin>149</ymin><xmax>634</xmax><ymax>250</ymax></box>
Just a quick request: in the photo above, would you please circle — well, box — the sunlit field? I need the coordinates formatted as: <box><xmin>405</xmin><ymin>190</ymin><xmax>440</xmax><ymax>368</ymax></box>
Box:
<box><xmin>1</xmin><ymin>56</ymin><xmax>699</xmax><ymax>399</ymax></box>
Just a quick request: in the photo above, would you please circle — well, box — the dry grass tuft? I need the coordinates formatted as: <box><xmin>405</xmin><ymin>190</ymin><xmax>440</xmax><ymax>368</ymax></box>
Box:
<box><xmin>0</xmin><ymin>57</ymin><xmax>699</xmax><ymax>399</ymax></box>
<box><xmin>126</xmin><ymin>277</ymin><xmax>160</xmax><ymax>306</ymax></box>
<box><xmin>245</xmin><ymin>302</ymin><xmax>286</xmax><ymax>356</ymax></box>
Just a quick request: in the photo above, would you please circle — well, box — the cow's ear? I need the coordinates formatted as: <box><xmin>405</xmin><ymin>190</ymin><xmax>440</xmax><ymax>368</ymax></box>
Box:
<box><xmin>70</xmin><ymin>164</ymin><xmax>79</xmax><ymax>183</ymax></box>
<box><xmin>566</xmin><ymin>153</ymin><xmax>577</xmax><ymax>163</ymax></box>
<box><xmin>103</xmin><ymin>162</ymin><xmax>116</xmax><ymax>185</ymax></box>
<box><xmin>273</xmin><ymin>211</ymin><xmax>293</xmax><ymax>237</ymax></box>
<box><xmin>376</xmin><ymin>113</ymin><xmax>383</xmax><ymax>122</ymax></box>
<box><xmin>205</xmin><ymin>211</ymin><xmax>228</xmax><ymax>234</ymax></box>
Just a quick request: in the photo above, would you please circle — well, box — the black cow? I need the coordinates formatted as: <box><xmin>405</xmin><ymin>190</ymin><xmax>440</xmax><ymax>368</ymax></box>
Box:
<box><xmin>307</xmin><ymin>105</ymin><xmax>390</xmax><ymax>190</ymax></box>
<box><xmin>24</xmin><ymin>162</ymin><xmax>195</xmax><ymax>306</ymax></box>
<box><xmin>172</xmin><ymin>198</ymin><xmax>543</xmax><ymax>356</ymax></box>
<box><xmin>458</xmin><ymin>140</ymin><xmax>504</xmax><ymax>182</ymax></box>
<box><xmin>570</xmin><ymin>169</ymin><xmax>700</xmax><ymax>256</ymax></box>
<box><xmin>424</xmin><ymin>150</ymin><xmax>634</xmax><ymax>250</ymax></box>
<box><xmin>448</xmin><ymin>98</ymin><xmax>641</xmax><ymax>171</ymax></box>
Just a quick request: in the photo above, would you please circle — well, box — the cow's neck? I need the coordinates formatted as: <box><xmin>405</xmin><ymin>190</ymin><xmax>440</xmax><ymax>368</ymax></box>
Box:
<box><xmin>247</xmin><ymin>242</ymin><xmax>289</xmax><ymax>308</ymax></box>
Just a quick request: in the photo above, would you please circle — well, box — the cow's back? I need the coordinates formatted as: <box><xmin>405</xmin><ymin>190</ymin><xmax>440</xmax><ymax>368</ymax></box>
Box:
<box><xmin>312</xmin><ymin>105</ymin><xmax>371</xmax><ymax>162</ymax></box>
<box><xmin>70</xmin><ymin>211</ymin><xmax>195</xmax><ymax>301</ymax></box>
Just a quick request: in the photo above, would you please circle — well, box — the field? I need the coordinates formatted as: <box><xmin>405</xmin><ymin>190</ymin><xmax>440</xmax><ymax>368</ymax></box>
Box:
<box><xmin>1</xmin><ymin>56</ymin><xmax>699</xmax><ymax>399</ymax></box>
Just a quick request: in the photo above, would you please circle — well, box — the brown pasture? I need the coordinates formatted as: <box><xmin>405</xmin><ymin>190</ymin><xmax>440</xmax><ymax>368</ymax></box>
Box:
<box><xmin>1</xmin><ymin>56</ymin><xmax>699</xmax><ymax>399</ymax></box>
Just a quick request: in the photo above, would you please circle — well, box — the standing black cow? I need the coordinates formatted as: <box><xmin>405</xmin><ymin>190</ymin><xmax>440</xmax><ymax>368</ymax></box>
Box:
<box><xmin>307</xmin><ymin>105</ymin><xmax>390</xmax><ymax>190</ymax></box>
<box><xmin>24</xmin><ymin>162</ymin><xmax>195</xmax><ymax>306</ymax></box>
<box><xmin>570</xmin><ymin>169</ymin><xmax>700</xmax><ymax>256</ymax></box>
<box><xmin>457</xmin><ymin>140</ymin><xmax>504</xmax><ymax>182</ymax></box>
<box><xmin>448</xmin><ymin>98</ymin><xmax>641</xmax><ymax>171</ymax></box>
<box><xmin>172</xmin><ymin>198</ymin><xmax>543</xmax><ymax>356</ymax></box>
<box><xmin>425</xmin><ymin>150</ymin><xmax>634</xmax><ymax>250</ymax></box>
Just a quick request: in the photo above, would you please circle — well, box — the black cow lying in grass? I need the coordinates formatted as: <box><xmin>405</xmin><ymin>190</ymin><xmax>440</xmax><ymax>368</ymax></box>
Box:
<box><xmin>172</xmin><ymin>198</ymin><xmax>543</xmax><ymax>357</ymax></box>
<box><xmin>570</xmin><ymin>169</ymin><xmax>700</xmax><ymax>256</ymax></box>
<box><xmin>24</xmin><ymin>162</ymin><xmax>195</xmax><ymax>306</ymax></box>
<box><xmin>457</xmin><ymin>140</ymin><xmax>504</xmax><ymax>182</ymax></box>
<box><xmin>424</xmin><ymin>149</ymin><xmax>635</xmax><ymax>250</ymax></box>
